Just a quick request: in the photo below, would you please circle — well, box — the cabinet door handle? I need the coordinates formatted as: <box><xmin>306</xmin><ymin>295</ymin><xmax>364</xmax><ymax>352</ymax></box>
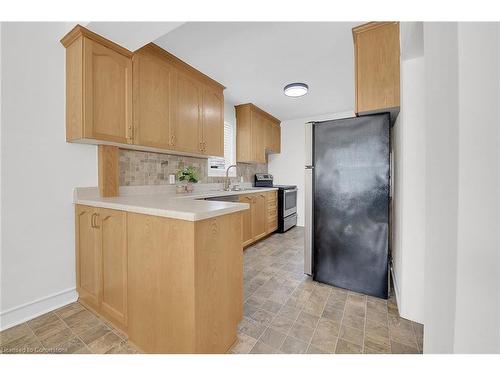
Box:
<box><xmin>93</xmin><ymin>214</ymin><xmax>100</xmax><ymax>229</ymax></box>
<box><xmin>126</xmin><ymin>124</ymin><xmax>134</xmax><ymax>142</ymax></box>
<box><xmin>91</xmin><ymin>213</ymin><xmax>96</xmax><ymax>228</ymax></box>
<box><xmin>170</xmin><ymin>134</ymin><xmax>176</xmax><ymax>146</ymax></box>
<box><xmin>203</xmin><ymin>141</ymin><xmax>207</xmax><ymax>151</ymax></box>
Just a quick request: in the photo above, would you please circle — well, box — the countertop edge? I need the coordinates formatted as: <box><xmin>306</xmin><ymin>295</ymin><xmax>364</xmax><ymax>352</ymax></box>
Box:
<box><xmin>74</xmin><ymin>198</ymin><xmax>252</xmax><ymax>222</ymax></box>
<box><xmin>73</xmin><ymin>187</ymin><xmax>277</xmax><ymax>221</ymax></box>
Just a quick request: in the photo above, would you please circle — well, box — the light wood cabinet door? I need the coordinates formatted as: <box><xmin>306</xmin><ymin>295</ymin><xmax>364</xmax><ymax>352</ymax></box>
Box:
<box><xmin>240</xmin><ymin>195</ymin><xmax>253</xmax><ymax>247</ymax></box>
<box><xmin>251</xmin><ymin>112</ymin><xmax>266</xmax><ymax>163</ymax></box>
<box><xmin>202</xmin><ymin>88</ymin><xmax>224</xmax><ymax>157</ymax></box>
<box><xmin>76</xmin><ymin>205</ymin><xmax>100</xmax><ymax>309</ymax></box>
<box><xmin>83</xmin><ymin>38</ymin><xmax>132</xmax><ymax>144</ymax></box>
<box><xmin>266</xmin><ymin>191</ymin><xmax>278</xmax><ymax>234</ymax></box>
<box><xmin>353</xmin><ymin>22</ymin><xmax>400</xmax><ymax>114</ymax></box>
<box><xmin>132</xmin><ymin>52</ymin><xmax>175</xmax><ymax>149</ymax></box>
<box><xmin>194</xmin><ymin>213</ymin><xmax>243</xmax><ymax>353</ymax></box>
<box><xmin>236</xmin><ymin>104</ymin><xmax>281</xmax><ymax>163</ymax></box>
<box><xmin>236</xmin><ymin>105</ymin><xmax>252</xmax><ymax>163</ymax></box>
<box><xmin>97</xmin><ymin>208</ymin><xmax>128</xmax><ymax>328</ymax></box>
<box><xmin>173</xmin><ymin>72</ymin><xmax>202</xmax><ymax>153</ymax></box>
<box><xmin>252</xmin><ymin>193</ymin><xmax>267</xmax><ymax>241</ymax></box>
<box><xmin>272</xmin><ymin>123</ymin><xmax>281</xmax><ymax>153</ymax></box>
<box><xmin>264</xmin><ymin>118</ymin><xmax>273</xmax><ymax>151</ymax></box>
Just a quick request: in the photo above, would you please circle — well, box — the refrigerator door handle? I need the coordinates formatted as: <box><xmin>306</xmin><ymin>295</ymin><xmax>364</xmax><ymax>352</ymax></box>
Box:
<box><xmin>304</xmin><ymin>168</ymin><xmax>313</xmax><ymax>275</ymax></box>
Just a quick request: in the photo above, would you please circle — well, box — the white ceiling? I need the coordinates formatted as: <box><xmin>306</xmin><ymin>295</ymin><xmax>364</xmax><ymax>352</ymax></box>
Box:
<box><xmin>85</xmin><ymin>22</ymin><xmax>185</xmax><ymax>51</ymax></box>
<box><xmin>154</xmin><ymin>22</ymin><xmax>360</xmax><ymax>121</ymax></box>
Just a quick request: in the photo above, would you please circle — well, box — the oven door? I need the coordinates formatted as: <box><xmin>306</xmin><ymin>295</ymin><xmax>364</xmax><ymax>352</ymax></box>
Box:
<box><xmin>283</xmin><ymin>188</ymin><xmax>297</xmax><ymax>217</ymax></box>
<box><xmin>283</xmin><ymin>213</ymin><xmax>297</xmax><ymax>232</ymax></box>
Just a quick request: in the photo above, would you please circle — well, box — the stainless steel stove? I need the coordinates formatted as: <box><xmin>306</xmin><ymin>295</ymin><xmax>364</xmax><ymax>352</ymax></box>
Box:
<box><xmin>254</xmin><ymin>174</ymin><xmax>297</xmax><ymax>233</ymax></box>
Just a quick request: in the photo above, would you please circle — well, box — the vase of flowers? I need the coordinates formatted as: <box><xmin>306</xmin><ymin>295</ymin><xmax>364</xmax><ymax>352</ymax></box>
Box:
<box><xmin>176</xmin><ymin>166</ymin><xmax>199</xmax><ymax>193</ymax></box>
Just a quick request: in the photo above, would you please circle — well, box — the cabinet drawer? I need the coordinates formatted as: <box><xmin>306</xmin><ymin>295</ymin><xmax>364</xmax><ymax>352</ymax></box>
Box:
<box><xmin>267</xmin><ymin>198</ymin><xmax>277</xmax><ymax>208</ymax></box>
<box><xmin>266</xmin><ymin>191</ymin><xmax>277</xmax><ymax>199</ymax></box>
<box><xmin>267</xmin><ymin>203</ymin><xmax>277</xmax><ymax>211</ymax></box>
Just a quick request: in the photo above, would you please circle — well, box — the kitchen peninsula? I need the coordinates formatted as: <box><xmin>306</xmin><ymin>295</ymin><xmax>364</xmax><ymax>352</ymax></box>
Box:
<box><xmin>73</xmin><ymin>185</ymin><xmax>277</xmax><ymax>353</ymax></box>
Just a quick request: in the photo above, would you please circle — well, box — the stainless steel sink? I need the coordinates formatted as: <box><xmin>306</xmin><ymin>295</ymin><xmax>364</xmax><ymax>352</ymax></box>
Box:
<box><xmin>209</xmin><ymin>186</ymin><xmax>260</xmax><ymax>193</ymax></box>
<box><xmin>205</xmin><ymin>195</ymin><xmax>240</xmax><ymax>202</ymax></box>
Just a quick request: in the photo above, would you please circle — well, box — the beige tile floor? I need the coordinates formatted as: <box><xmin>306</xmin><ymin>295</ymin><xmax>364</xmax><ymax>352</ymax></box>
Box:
<box><xmin>0</xmin><ymin>226</ymin><xmax>423</xmax><ymax>355</ymax></box>
<box><xmin>229</xmin><ymin>227</ymin><xmax>423</xmax><ymax>354</ymax></box>
<box><xmin>0</xmin><ymin>302</ymin><xmax>137</xmax><ymax>354</ymax></box>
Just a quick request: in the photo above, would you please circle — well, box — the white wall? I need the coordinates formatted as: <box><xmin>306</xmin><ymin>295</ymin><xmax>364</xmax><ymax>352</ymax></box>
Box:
<box><xmin>392</xmin><ymin>56</ymin><xmax>425</xmax><ymax>324</ymax></box>
<box><xmin>423</xmin><ymin>22</ymin><xmax>500</xmax><ymax>353</ymax></box>
<box><xmin>268</xmin><ymin>110</ymin><xmax>354</xmax><ymax>227</ymax></box>
<box><xmin>1</xmin><ymin>23</ymin><xmax>98</xmax><ymax>330</ymax></box>
<box><xmin>453</xmin><ymin>22</ymin><xmax>500</xmax><ymax>353</ymax></box>
<box><xmin>0</xmin><ymin>22</ymin><xmax>3</xmax><ymax>319</ymax></box>
<box><xmin>423</xmin><ymin>21</ymin><xmax>461</xmax><ymax>354</ymax></box>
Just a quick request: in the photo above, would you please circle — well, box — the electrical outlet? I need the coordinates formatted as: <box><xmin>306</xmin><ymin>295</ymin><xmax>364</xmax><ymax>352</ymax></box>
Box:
<box><xmin>169</xmin><ymin>174</ymin><xmax>176</xmax><ymax>184</ymax></box>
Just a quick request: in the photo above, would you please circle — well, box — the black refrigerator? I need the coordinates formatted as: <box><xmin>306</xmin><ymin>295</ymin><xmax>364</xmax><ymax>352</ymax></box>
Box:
<box><xmin>307</xmin><ymin>113</ymin><xmax>390</xmax><ymax>299</ymax></box>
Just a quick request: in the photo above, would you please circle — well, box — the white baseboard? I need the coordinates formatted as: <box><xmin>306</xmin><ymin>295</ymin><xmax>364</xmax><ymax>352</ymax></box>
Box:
<box><xmin>0</xmin><ymin>288</ymin><xmax>78</xmax><ymax>331</ymax></box>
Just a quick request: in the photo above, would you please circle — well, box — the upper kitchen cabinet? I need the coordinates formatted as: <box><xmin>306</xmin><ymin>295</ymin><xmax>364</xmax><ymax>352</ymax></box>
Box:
<box><xmin>174</xmin><ymin>70</ymin><xmax>203</xmax><ymax>154</ymax></box>
<box><xmin>270</xmin><ymin>120</ymin><xmax>281</xmax><ymax>154</ymax></box>
<box><xmin>353</xmin><ymin>22</ymin><xmax>400</xmax><ymax>117</ymax></box>
<box><xmin>235</xmin><ymin>103</ymin><xmax>281</xmax><ymax>164</ymax></box>
<box><xmin>142</xmin><ymin>44</ymin><xmax>225</xmax><ymax>157</ymax></box>
<box><xmin>201</xmin><ymin>87</ymin><xmax>224</xmax><ymax>157</ymax></box>
<box><xmin>61</xmin><ymin>25</ymin><xmax>133</xmax><ymax>144</ymax></box>
<box><xmin>166</xmin><ymin>71</ymin><xmax>223</xmax><ymax>157</ymax></box>
<box><xmin>132</xmin><ymin>48</ymin><xmax>175</xmax><ymax>150</ymax></box>
<box><xmin>61</xmin><ymin>26</ymin><xmax>225</xmax><ymax>158</ymax></box>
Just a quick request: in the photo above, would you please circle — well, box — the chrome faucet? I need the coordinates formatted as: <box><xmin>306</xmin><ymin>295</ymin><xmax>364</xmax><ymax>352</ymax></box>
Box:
<box><xmin>224</xmin><ymin>164</ymin><xmax>237</xmax><ymax>191</ymax></box>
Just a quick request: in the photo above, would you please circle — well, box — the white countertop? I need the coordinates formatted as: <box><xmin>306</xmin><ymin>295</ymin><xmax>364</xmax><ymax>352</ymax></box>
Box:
<box><xmin>74</xmin><ymin>185</ymin><xmax>278</xmax><ymax>222</ymax></box>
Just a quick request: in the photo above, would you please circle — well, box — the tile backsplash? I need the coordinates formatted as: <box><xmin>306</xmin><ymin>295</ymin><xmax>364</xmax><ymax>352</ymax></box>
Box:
<box><xmin>119</xmin><ymin>149</ymin><xmax>268</xmax><ymax>186</ymax></box>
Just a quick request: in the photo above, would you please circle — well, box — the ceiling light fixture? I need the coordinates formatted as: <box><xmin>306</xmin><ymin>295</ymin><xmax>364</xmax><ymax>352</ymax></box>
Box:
<box><xmin>284</xmin><ymin>82</ymin><xmax>309</xmax><ymax>97</ymax></box>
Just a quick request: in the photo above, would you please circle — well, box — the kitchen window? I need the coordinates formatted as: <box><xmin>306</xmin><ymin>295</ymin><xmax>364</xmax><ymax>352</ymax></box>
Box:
<box><xmin>208</xmin><ymin>121</ymin><xmax>236</xmax><ymax>177</ymax></box>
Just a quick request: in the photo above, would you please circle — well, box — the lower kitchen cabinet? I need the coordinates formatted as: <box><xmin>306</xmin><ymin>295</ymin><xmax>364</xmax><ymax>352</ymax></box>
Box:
<box><xmin>252</xmin><ymin>193</ymin><xmax>268</xmax><ymax>241</ymax></box>
<box><xmin>239</xmin><ymin>191</ymin><xmax>278</xmax><ymax>247</ymax></box>
<box><xmin>239</xmin><ymin>195</ymin><xmax>254</xmax><ymax>247</ymax></box>
<box><xmin>266</xmin><ymin>191</ymin><xmax>278</xmax><ymax>233</ymax></box>
<box><xmin>75</xmin><ymin>205</ymin><xmax>127</xmax><ymax>330</ymax></box>
<box><xmin>75</xmin><ymin>204</ymin><xmax>243</xmax><ymax>353</ymax></box>
<box><xmin>127</xmin><ymin>211</ymin><xmax>242</xmax><ymax>353</ymax></box>
<box><xmin>75</xmin><ymin>205</ymin><xmax>100</xmax><ymax>309</ymax></box>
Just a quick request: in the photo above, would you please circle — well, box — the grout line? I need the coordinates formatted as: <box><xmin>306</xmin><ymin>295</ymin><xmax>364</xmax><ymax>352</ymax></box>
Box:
<box><xmin>361</xmin><ymin>296</ymin><xmax>368</xmax><ymax>353</ymax></box>
<box><xmin>410</xmin><ymin>321</ymin><xmax>423</xmax><ymax>353</ymax></box>
<box><xmin>387</xmin><ymin>299</ymin><xmax>393</xmax><ymax>353</ymax></box>
<box><xmin>338</xmin><ymin>292</ymin><xmax>368</xmax><ymax>352</ymax></box>
<box><xmin>284</xmin><ymin>283</ymin><xmax>319</xmax><ymax>347</ymax></box>
<box><xmin>54</xmin><ymin>303</ymin><xmax>95</xmax><ymax>354</ymax></box>
<box><xmin>23</xmin><ymin>321</ymin><xmax>46</xmax><ymax>353</ymax></box>
<box><xmin>333</xmin><ymin>290</ymin><xmax>348</xmax><ymax>353</ymax></box>
<box><xmin>240</xmin><ymin>234</ymin><xmax>306</xmax><ymax>353</ymax></box>
<box><xmin>251</xmin><ymin>265</ymin><xmax>305</xmax><ymax>352</ymax></box>
<box><xmin>304</xmin><ymin>286</ymin><xmax>331</xmax><ymax>353</ymax></box>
